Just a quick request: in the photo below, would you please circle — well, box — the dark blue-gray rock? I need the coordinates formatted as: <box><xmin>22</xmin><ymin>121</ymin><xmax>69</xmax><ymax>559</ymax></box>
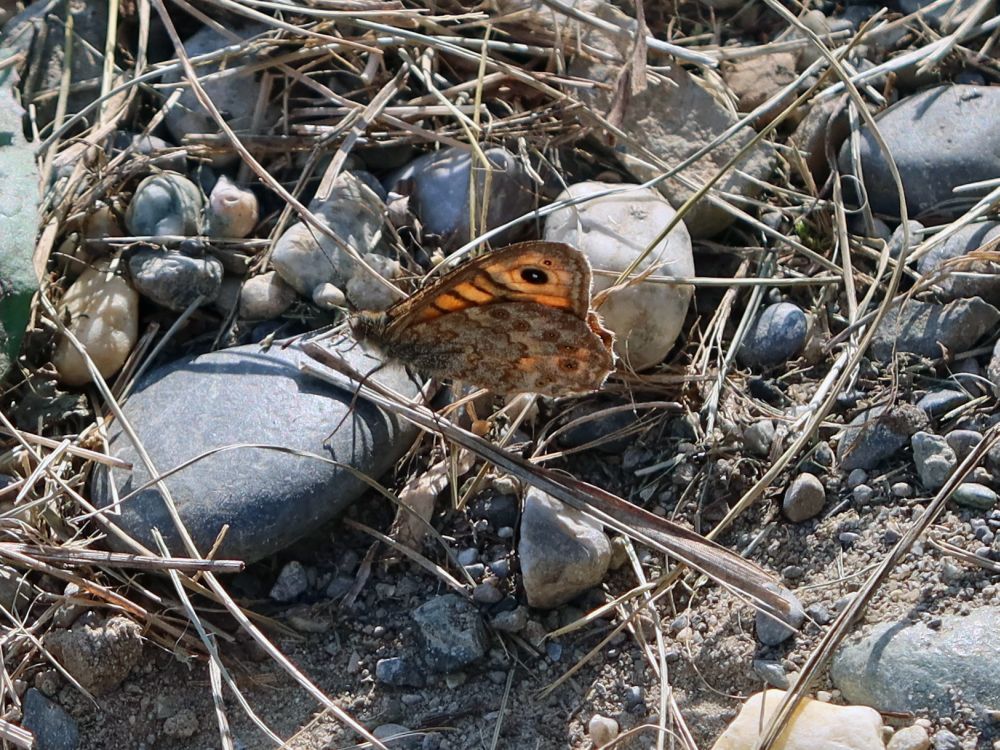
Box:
<box><xmin>790</xmin><ymin>93</ymin><xmax>849</xmax><ymax>184</ymax></box>
<box><xmin>755</xmin><ymin>584</ymin><xmax>805</xmax><ymax>646</ymax></box>
<box><xmin>916</xmin><ymin>221</ymin><xmax>1000</xmax><ymax>304</ymax></box>
<box><xmin>831</xmin><ymin>607</ymin><xmax>1000</xmax><ymax>720</ymax></box>
<box><xmin>839</xmin><ymin>85</ymin><xmax>1000</xmax><ymax>219</ymax></box>
<box><xmin>375</xmin><ymin>656</ymin><xmax>425</xmax><ymax>688</ymax></box>
<box><xmin>782</xmin><ymin>472</ymin><xmax>826</xmax><ymax>523</ymax></box>
<box><xmin>91</xmin><ymin>337</ymin><xmax>420</xmax><ymax>562</ymax></box>
<box><xmin>917</xmin><ymin>389</ymin><xmax>970</xmax><ymax>418</ymax></box>
<box><xmin>128</xmin><ymin>246</ymin><xmax>223</xmax><ymax>310</ymax></box>
<box><xmin>22</xmin><ymin>689</ymin><xmax>78</xmax><ymax>750</ymax></box>
<box><xmin>125</xmin><ymin>172</ymin><xmax>203</xmax><ymax>236</ymax></box>
<box><xmin>385</xmin><ymin>146</ymin><xmax>534</xmax><ymax>251</ymax></box>
<box><xmin>411</xmin><ymin>594</ymin><xmax>488</xmax><ymax>673</ymax></box>
<box><xmin>0</xmin><ymin>56</ymin><xmax>40</xmax><ymax>378</ymax></box>
<box><xmin>871</xmin><ymin>297</ymin><xmax>1000</xmax><ymax>363</ymax></box>
<box><xmin>468</xmin><ymin>492</ymin><xmax>518</xmax><ymax>529</ymax></box>
<box><xmin>837</xmin><ymin>404</ymin><xmax>929</xmax><ymax>471</ymax></box>
<box><xmin>911</xmin><ymin>431</ymin><xmax>956</xmax><ymax>491</ymax></box>
<box><xmin>887</xmin><ymin>220</ymin><xmax>925</xmax><ymax>260</ymax></box>
<box><xmin>554</xmin><ymin>401</ymin><xmax>636</xmax><ymax>454</ymax></box>
<box><xmin>737</xmin><ymin>303</ymin><xmax>808</xmax><ymax>369</ymax></box>
<box><xmin>752</xmin><ymin>658</ymin><xmax>789</xmax><ymax>689</ymax></box>
<box><xmin>952</xmin><ymin>483</ymin><xmax>998</xmax><ymax>510</ymax></box>
<box><xmin>518</xmin><ymin>487</ymin><xmax>611</xmax><ymax>609</ymax></box>
<box><xmin>490</xmin><ymin>606</ymin><xmax>528</xmax><ymax>633</ymax></box>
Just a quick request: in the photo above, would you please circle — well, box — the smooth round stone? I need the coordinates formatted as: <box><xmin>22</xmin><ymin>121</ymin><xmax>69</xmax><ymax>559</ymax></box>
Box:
<box><xmin>833</xmin><ymin>607</ymin><xmax>1000</xmax><ymax>719</ymax></box>
<box><xmin>128</xmin><ymin>246</ymin><xmax>223</xmax><ymax>311</ymax></box>
<box><xmin>952</xmin><ymin>482</ymin><xmax>998</xmax><ymax>510</ymax></box>
<box><xmin>846</xmin><ymin>468</ymin><xmax>869</xmax><ymax>489</ymax></box>
<box><xmin>737</xmin><ymin>303</ymin><xmax>808</xmax><ymax>369</ymax></box>
<box><xmin>839</xmin><ymin>85</ymin><xmax>1000</xmax><ymax>219</ymax></box>
<box><xmin>946</xmin><ymin>429</ymin><xmax>982</xmax><ymax>460</ymax></box>
<box><xmin>755</xmin><ymin>586</ymin><xmax>805</xmax><ymax>646</ymax></box>
<box><xmin>125</xmin><ymin>172</ymin><xmax>203</xmax><ymax>236</ymax></box>
<box><xmin>52</xmin><ymin>261</ymin><xmax>139</xmax><ymax>386</ymax></box>
<box><xmin>385</xmin><ymin>146</ymin><xmax>534</xmax><ymax>250</ymax></box>
<box><xmin>588</xmin><ymin>715</ymin><xmax>619</xmax><ymax>747</ymax></box>
<box><xmin>783</xmin><ymin>473</ymin><xmax>826</xmax><ymax>523</ymax></box>
<box><xmin>91</xmin><ymin>338</ymin><xmax>421</xmax><ymax>562</ymax></box>
<box><xmin>544</xmin><ymin>181</ymin><xmax>695</xmax><ymax>370</ymax></box>
<box><xmin>887</xmin><ymin>725</ymin><xmax>930</xmax><ymax>750</ymax></box>
<box><xmin>239</xmin><ymin>271</ymin><xmax>296</xmax><ymax>320</ymax></box>
<box><xmin>917</xmin><ymin>389</ymin><xmax>970</xmax><ymax>417</ymax></box>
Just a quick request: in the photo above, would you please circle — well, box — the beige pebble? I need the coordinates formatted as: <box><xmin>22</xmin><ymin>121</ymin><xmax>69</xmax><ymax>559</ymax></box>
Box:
<box><xmin>887</xmin><ymin>725</ymin><xmax>930</xmax><ymax>750</ymax></box>
<box><xmin>53</xmin><ymin>262</ymin><xmax>139</xmax><ymax>386</ymax></box>
<box><xmin>588</xmin><ymin>714</ymin><xmax>619</xmax><ymax>748</ymax></box>
<box><xmin>710</xmin><ymin>690</ymin><xmax>884</xmax><ymax>750</ymax></box>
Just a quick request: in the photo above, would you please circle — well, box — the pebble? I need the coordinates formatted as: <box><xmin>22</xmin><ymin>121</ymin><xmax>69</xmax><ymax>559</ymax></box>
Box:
<box><xmin>782</xmin><ymin>472</ymin><xmax>826</xmax><ymax>523</ymax></box>
<box><xmin>239</xmin><ymin>271</ymin><xmax>296</xmax><ymax>320</ymax></box>
<box><xmin>490</xmin><ymin>606</ymin><xmax>528</xmax><ymax>633</ymax></box>
<box><xmin>952</xmin><ymin>482</ymin><xmax>998</xmax><ymax>510</ymax></box>
<box><xmin>544</xmin><ymin>180</ymin><xmax>694</xmax><ymax>370</ymax></box>
<box><xmin>44</xmin><ymin>615</ymin><xmax>143</xmax><ymax>696</ymax></box>
<box><xmin>755</xmin><ymin>586</ymin><xmax>805</xmax><ymax>646</ymax></box>
<box><xmin>871</xmin><ymin>297</ymin><xmax>1000</xmax><ymax>363</ymax></box>
<box><xmin>852</xmin><ymin>484</ymin><xmax>875</xmax><ymax>504</ymax></box>
<box><xmin>917</xmin><ymin>389</ymin><xmax>970</xmax><ymax>418</ymax></box>
<box><xmin>205</xmin><ymin>175</ymin><xmax>258</xmax><ymax>238</ymax></box>
<box><xmin>128</xmin><ymin>245</ymin><xmax>224</xmax><ymax>311</ymax></box>
<box><xmin>837</xmin><ymin>404</ymin><xmax>929</xmax><ymax>471</ymax></box>
<box><xmin>887</xmin><ymin>220</ymin><xmax>925</xmax><ymax>260</ymax></box>
<box><xmin>518</xmin><ymin>487</ymin><xmax>611</xmax><ymax>609</ymax></box>
<box><xmin>385</xmin><ymin>146</ymin><xmax>534</xmax><ymax>250</ymax></box>
<box><xmin>271</xmin><ymin>172</ymin><xmax>392</xmax><ymax>308</ymax></box>
<box><xmin>161</xmin><ymin>24</ymin><xmax>276</xmax><ymax>161</ymax></box>
<box><xmin>911</xmin><ymin>431</ymin><xmax>957</xmax><ymax>491</ymax></box>
<box><xmin>375</xmin><ymin>657</ymin><xmax>425</xmax><ymax>688</ymax></box>
<box><xmin>472</xmin><ymin>582</ymin><xmax>503</xmax><ymax>605</ymax></box>
<box><xmin>269</xmin><ymin>561</ymin><xmax>308</xmax><ymax>602</ymax></box>
<box><xmin>743</xmin><ymin>420</ymin><xmax>776</xmax><ymax>457</ymax></box>
<box><xmin>888</xmin><ymin>725</ymin><xmax>930</xmax><ymax>750</ymax></box>
<box><xmin>790</xmin><ymin>93</ymin><xmax>849</xmax><ymax>184</ymax></box>
<box><xmin>125</xmin><ymin>172</ymin><xmax>203</xmax><ymax>236</ymax></box>
<box><xmin>710</xmin><ymin>689</ymin><xmax>884</xmax><ymax>750</ymax></box>
<box><xmin>945</xmin><ymin>429</ymin><xmax>983</xmax><ymax>461</ymax></box>
<box><xmin>805</xmin><ymin>603</ymin><xmax>832</xmax><ymax>626</ymax></box>
<box><xmin>832</xmin><ymin>606</ymin><xmax>1000</xmax><ymax>717</ymax></box>
<box><xmin>846</xmin><ymin>468</ymin><xmax>869</xmax><ymax>489</ymax></box>
<box><xmin>372</xmin><ymin>724</ymin><xmax>418</xmax><ymax>750</ymax></box>
<box><xmin>91</xmin><ymin>339</ymin><xmax>420</xmax><ymax>562</ymax></box>
<box><xmin>839</xmin><ymin>84</ymin><xmax>1000</xmax><ymax>219</ymax></box>
<box><xmin>411</xmin><ymin>594</ymin><xmax>488</xmax><ymax>673</ymax></box>
<box><xmin>162</xmin><ymin>708</ymin><xmax>199</xmax><ymax>739</ymax></box>
<box><xmin>737</xmin><ymin>303</ymin><xmax>809</xmax><ymax>370</ymax></box>
<box><xmin>917</xmin><ymin>221</ymin><xmax>1000</xmax><ymax>304</ymax></box>
<box><xmin>752</xmin><ymin>659</ymin><xmax>789</xmax><ymax>689</ymax></box>
<box><xmin>890</xmin><ymin>482</ymin><xmax>913</xmax><ymax>498</ymax></box>
<box><xmin>588</xmin><ymin>715</ymin><xmax>619</xmax><ymax>748</ymax></box>
<box><xmin>52</xmin><ymin>261</ymin><xmax>139</xmax><ymax>386</ymax></box>
<box><xmin>21</xmin><ymin>689</ymin><xmax>79</xmax><ymax>750</ymax></box>
<box><xmin>624</xmin><ymin>685</ymin><xmax>643</xmax><ymax>707</ymax></box>
<box><xmin>932</xmin><ymin>731</ymin><xmax>962</xmax><ymax>750</ymax></box>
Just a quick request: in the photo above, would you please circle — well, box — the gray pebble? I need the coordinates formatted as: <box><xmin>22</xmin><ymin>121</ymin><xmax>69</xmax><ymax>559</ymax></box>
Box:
<box><xmin>22</xmin><ymin>689</ymin><xmax>78</xmax><ymax>750</ymax></box>
<box><xmin>932</xmin><ymin>730</ymin><xmax>962</xmax><ymax>750</ymax></box>
<box><xmin>375</xmin><ymin>657</ymin><xmax>425</xmax><ymax>688</ymax></box>
<box><xmin>953</xmin><ymin>483</ymin><xmax>998</xmax><ymax>510</ymax></box>
<box><xmin>412</xmin><ymin>595</ymin><xmax>488</xmax><ymax>673</ymax></box>
<box><xmin>756</xmin><ymin>586</ymin><xmax>805</xmax><ymax>646</ymax></box>
<box><xmin>490</xmin><ymin>606</ymin><xmax>528</xmax><ymax>633</ymax></box>
<box><xmin>782</xmin><ymin>472</ymin><xmax>826</xmax><ymax>523</ymax></box>
<box><xmin>852</xmin><ymin>484</ymin><xmax>875</xmax><ymax>504</ymax></box>
<box><xmin>269</xmin><ymin>561</ymin><xmax>308</xmax><ymax>602</ymax></box>
<box><xmin>890</xmin><ymin>482</ymin><xmax>913</xmax><ymax>498</ymax></box>
<box><xmin>456</xmin><ymin>548</ymin><xmax>479</xmax><ymax>566</ymax></box>
<box><xmin>472</xmin><ymin>582</ymin><xmax>504</xmax><ymax>605</ymax></box>
<box><xmin>737</xmin><ymin>303</ymin><xmax>809</xmax><ymax>369</ymax></box>
<box><xmin>917</xmin><ymin>389</ymin><xmax>970</xmax><ymax>418</ymax></box>
<box><xmin>946</xmin><ymin>429</ymin><xmax>982</xmax><ymax>460</ymax></box>
<box><xmin>744</xmin><ymin>420</ymin><xmax>776</xmax><ymax>457</ymax></box>
<box><xmin>752</xmin><ymin>659</ymin><xmax>789</xmax><ymax>689</ymax></box>
<box><xmin>846</xmin><ymin>468</ymin><xmax>869</xmax><ymax>489</ymax></box>
<box><xmin>911</xmin><ymin>431</ymin><xmax>957</xmax><ymax>491</ymax></box>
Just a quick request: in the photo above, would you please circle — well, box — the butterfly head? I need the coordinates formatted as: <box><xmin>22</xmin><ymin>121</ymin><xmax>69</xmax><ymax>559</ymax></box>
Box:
<box><xmin>349</xmin><ymin>310</ymin><xmax>390</xmax><ymax>344</ymax></box>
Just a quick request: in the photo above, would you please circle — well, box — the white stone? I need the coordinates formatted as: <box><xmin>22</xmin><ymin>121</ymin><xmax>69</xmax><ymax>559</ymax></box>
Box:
<box><xmin>887</xmin><ymin>725</ymin><xmax>930</xmax><ymax>750</ymax></box>
<box><xmin>544</xmin><ymin>181</ymin><xmax>694</xmax><ymax>370</ymax></box>
<box><xmin>710</xmin><ymin>690</ymin><xmax>885</xmax><ymax>750</ymax></box>
<box><xmin>240</xmin><ymin>271</ymin><xmax>296</xmax><ymax>319</ymax></box>
<box><xmin>53</xmin><ymin>262</ymin><xmax>139</xmax><ymax>386</ymax></box>
<box><xmin>588</xmin><ymin>714</ymin><xmax>619</xmax><ymax>747</ymax></box>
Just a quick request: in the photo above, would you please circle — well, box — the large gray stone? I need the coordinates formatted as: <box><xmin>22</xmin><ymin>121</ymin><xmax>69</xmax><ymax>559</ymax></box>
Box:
<box><xmin>917</xmin><ymin>222</ymin><xmax>1000</xmax><ymax>305</ymax></box>
<box><xmin>832</xmin><ymin>608</ymin><xmax>1000</xmax><ymax>720</ymax></box>
<box><xmin>871</xmin><ymin>297</ymin><xmax>1000</xmax><ymax>362</ymax></box>
<box><xmin>92</xmin><ymin>337</ymin><xmax>420</xmax><ymax>562</ymax></box>
<box><xmin>839</xmin><ymin>85</ymin><xmax>1000</xmax><ymax>219</ymax></box>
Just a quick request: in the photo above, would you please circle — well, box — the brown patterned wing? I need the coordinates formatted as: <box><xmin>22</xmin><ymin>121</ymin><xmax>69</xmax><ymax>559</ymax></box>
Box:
<box><xmin>383</xmin><ymin>301</ymin><xmax>614</xmax><ymax>396</ymax></box>
<box><xmin>381</xmin><ymin>241</ymin><xmax>594</xmax><ymax>338</ymax></box>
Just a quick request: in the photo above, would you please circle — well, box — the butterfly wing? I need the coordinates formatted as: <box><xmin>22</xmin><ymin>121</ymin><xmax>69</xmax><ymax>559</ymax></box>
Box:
<box><xmin>381</xmin><ymin>241</ymin><xmax>594</xmax><ymax>338</ymax></box>
<box><xmin>389</xmin><ymin>301</ymin><xmax>614</xmax><ymax>396</ymax></box>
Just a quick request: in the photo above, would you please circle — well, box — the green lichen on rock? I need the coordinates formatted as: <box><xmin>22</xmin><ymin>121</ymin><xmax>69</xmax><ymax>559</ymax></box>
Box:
<box><xmin>0</xmin><ymin>49</ymin><xmax>39</xmax><ymax>378</ymax></box>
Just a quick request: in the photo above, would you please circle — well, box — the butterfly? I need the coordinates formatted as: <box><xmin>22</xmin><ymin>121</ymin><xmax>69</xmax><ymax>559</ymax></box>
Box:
<box><xmin>349</xmin><ymin>241</ymin><xmax>615</xmax><ymax>396</ymax></box>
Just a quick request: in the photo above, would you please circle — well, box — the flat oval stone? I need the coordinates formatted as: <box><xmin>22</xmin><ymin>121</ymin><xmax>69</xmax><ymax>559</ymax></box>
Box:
<box><xmin>92</xmin><ymin>338</ymin><xmax>420</xmax><ymax>562</ymax></box>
